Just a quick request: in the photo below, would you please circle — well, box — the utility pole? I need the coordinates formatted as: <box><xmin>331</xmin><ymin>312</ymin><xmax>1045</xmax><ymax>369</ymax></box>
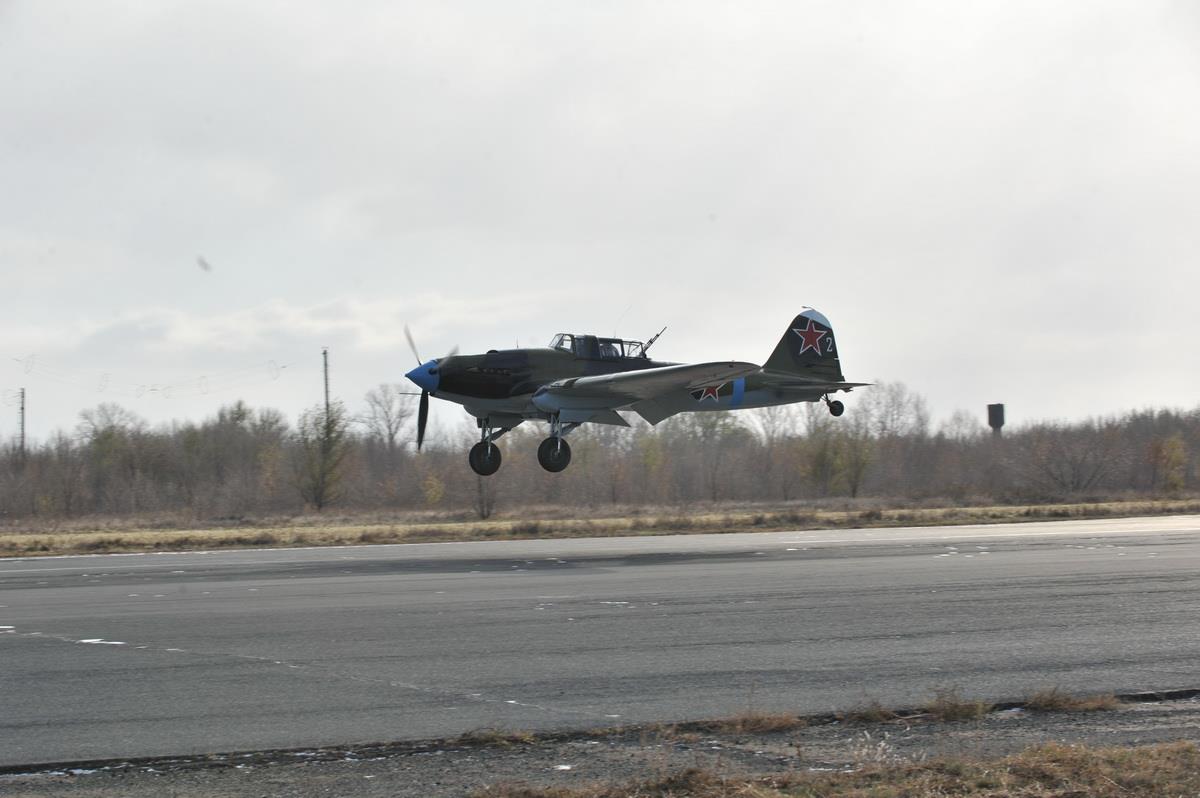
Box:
<box><xmin>322</xmin><ymin>348</ymin><xmax>330</xmax><ymax>426</ymax></box>
<box><xmin>18</xmin><ymin>388</ymin><xmax>26</xmax><ymax>461</ymax></box>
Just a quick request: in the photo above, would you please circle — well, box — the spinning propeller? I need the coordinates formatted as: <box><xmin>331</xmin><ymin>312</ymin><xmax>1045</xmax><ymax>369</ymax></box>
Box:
<box><xmin>403</xmin><ymin>325</ymin><xmax>457</xmax><ymax>451</ymax></box>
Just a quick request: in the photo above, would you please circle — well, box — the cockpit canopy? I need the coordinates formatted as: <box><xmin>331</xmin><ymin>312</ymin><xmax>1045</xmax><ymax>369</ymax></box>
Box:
<box><xmin>548</xmin><ymin>333</ymin><xmax>648</xmax><ymax>360</ymax></box>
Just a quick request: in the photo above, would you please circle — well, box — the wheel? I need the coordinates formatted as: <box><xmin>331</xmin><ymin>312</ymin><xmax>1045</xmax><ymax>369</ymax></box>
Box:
<box><xmin>827</xmin><ymin>399</ymin><xmax>845</xmax><ymax>417</ymax></box>
<box><xmin>537</xmin><ymin>437</ymin><xmax>572</xmax><ymax>473</ymax></box>
<box><xmin>468</xmin><ymin>441</ymin><xmax>502</xmax><ymax>476</ymax></box>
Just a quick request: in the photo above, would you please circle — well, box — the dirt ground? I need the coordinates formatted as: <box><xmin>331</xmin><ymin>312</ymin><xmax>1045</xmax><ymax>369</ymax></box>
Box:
<box><xmin>3</xmin><ymin>696</ymin><xmax>1198</xmax><ymax>798</ymax></box>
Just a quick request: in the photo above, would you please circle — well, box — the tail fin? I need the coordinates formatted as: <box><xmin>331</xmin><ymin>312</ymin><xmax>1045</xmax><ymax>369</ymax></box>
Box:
<box><xmin>763</xmin><ymin>308</ymin><xmax>846</xmax><ymax>382</ymax></box>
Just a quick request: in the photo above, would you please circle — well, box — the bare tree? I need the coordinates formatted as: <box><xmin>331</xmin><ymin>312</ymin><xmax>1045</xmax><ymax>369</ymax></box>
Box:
<box><xmin>76</xmin><ymin>403</ymin><xmax>148</xmax><ymax>513</ymax></box>
<box><xmin>858</xmin><ymin>381</ymin><xmax>929</xmax><ymax>438</ymax></box>
<box><xmin>839</xmin><ymin>410</ymin><xmax>875</xmax><ymax>499</ymax></box>
<box><xmin>473</xmin><ymin>475</ymin><xmax>496</xmax><ymax>519</ymax></box>
<box><xmin>748</xmin><ymin>405</ymin><xmax>805</xmax><ymax>500</ymax></box>
<box><xmin>360</xmin><ymin>384</ymin><xmax>415</xmax><ymax>453</ymax></box>
<box><xmin>1019</xmin><ymin>422</ymin><xmax>1123</xmax><ymax>496</ymax></box>
<box><xmin>939</xmin><ymin>409</ymin><xmax>987</xmax><ymax>441</ymax></box>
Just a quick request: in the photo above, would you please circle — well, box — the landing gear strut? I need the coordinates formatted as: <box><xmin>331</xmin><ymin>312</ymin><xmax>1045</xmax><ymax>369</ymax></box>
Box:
<box><xmin>468</xmin><ymin>419</ymin><xmax>508</xmax><ymax>476</ymax></box>
<box><xmin>825</xmin><ymin>396</ymin><xmax>845</xmax><ymax>417</ymax></box>
<box><xmin>538</xmin><ymin>416</ymin><xmax>579</xmax><ymax>473</ymax></box>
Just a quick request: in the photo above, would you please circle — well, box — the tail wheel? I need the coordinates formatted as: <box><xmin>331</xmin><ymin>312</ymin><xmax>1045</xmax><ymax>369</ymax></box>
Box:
<box><xmin>827</xmin><ymin>399</ymin><xmax>845</xmax><ymax>417</ymax></box>
<box><xmin>537</xmin><ymin>437</ymin><xmax>572</xmax><ymax>473</ymax></box>
<box><xmin>469</xmin><ymin>441</ymin><xmax>502</xmax><ymax>476</ymax></box>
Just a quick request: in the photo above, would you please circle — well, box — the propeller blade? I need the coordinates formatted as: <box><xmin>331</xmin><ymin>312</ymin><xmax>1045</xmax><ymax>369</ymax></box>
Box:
<box><xmin>404</xmin><ymin>325</ymin><xmax>422</xmax><ymax>366</ymax></box>
<box><xmin>444</xmin><ymin>345</ymin><xmax>459</xmax><ymax>359</ymax></box>
<box><xmin>416</xmin><ymin>390</ymin><xmax>429</xmax><ymax>450</ymax></box>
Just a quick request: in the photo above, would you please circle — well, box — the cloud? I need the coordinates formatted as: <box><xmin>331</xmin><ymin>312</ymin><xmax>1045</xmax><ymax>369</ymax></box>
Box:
<box><xmin>1</xmin><ymin>1</ymin><xmax>1198</xmax><ymax>437</ymax></box>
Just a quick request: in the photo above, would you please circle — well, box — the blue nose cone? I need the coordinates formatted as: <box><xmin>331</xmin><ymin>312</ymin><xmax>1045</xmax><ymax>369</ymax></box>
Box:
<box><xmin>405</xmin><ymin>359</ymin><xmax>440</xmax><ymax>393</ymax></box>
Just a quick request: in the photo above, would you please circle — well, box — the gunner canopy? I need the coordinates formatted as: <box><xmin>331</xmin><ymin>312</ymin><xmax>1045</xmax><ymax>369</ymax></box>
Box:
<box><xmin>548</xmin><ymin>334</ymin><xmax>648</xmax><ymax>360</ymax></box>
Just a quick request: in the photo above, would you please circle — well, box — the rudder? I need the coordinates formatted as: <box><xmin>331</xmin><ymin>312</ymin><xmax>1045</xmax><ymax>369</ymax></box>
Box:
<box><xmin>763</xmin><ymin>308</ymin><xmax>845</xmax><ymax>382</ymax></box>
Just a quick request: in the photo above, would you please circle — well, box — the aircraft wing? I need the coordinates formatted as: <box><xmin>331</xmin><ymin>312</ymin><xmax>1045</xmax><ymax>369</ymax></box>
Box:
<box><xmin>535</xmin><ymin>361</ymin><xmax>761</xmax><ymax>406</ymax></box>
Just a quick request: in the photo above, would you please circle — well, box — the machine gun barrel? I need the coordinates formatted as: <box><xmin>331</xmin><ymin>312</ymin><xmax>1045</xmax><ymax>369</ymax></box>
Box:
<box><xmin>642</xmin><ymin>326</ymin><xmax>667</xmax><ymax>354</ymax></box>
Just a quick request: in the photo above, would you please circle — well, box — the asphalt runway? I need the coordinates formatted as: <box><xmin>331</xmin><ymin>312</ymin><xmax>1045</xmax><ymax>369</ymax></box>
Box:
<box><xmin>2</xmin><ymin>516</ymin><xmax>1198</xmax><ymax>767</ymax></box>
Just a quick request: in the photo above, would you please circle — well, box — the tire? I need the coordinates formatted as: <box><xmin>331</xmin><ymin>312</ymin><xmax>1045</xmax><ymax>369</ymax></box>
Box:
<box><xmin>537</xmin><ymin>437</ymin><xmax>572</xmax><ymax>473</ymax></box>
<box><xmin>828</xmin><ymin>399</ymin><xmax>845</xmax><ymax>417</ymax></box>
<box><xmin>468</xmin><ymin>441</ymin><xmax>502</xmax><ymax>476</ymax></box>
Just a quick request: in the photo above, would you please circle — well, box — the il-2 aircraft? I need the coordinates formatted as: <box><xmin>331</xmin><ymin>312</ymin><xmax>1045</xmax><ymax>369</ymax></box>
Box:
<box><xmin>405</xmin><ymin>308</ymin><xmax>866</xmax><ymax>476</ymax></box>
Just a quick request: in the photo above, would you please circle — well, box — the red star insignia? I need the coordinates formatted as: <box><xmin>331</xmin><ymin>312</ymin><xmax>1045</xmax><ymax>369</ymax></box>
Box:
<box><xmin>793</xmin><ymin>319</ymin><xmax>827</xmax><ymax>356</ymax></box>
<box><xmin>697</xmin><ymin>383</ymin><xmax>724</xmax><ymax>402</ymax></box>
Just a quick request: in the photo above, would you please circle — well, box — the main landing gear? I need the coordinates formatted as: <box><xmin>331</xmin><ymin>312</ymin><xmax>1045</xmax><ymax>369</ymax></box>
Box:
<box><xmin>467</xmin><ymin>416</ymin><xmax>580</xmax><ymax>476</ymax></box>
<box><xmin>468</xmin><ymin>420</ymin><xmax>509</xmax><ymax>476</ymax></box>
<box><xmin>537</xmin><ymin>437</ymin><xmax>571</xmax><ymax>472</ymax></box>
<box><xmin>537</xmin><ymin>416</ymin><xmax>579</xmax><ymax>473</ymax></box>
<box><xmin>824</xmin><ymin>395</ymin><xmax>845</xmax><ymax>417</ymax></box>
<box><xmin>468</xmin><ymin>440</ymin><xmax>502</xmax><ymax>476</ymax></box>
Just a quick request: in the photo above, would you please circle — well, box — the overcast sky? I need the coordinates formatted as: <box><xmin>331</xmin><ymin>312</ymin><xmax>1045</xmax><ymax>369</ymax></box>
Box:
<box><xmin>2</xmin><ymin>1</ymin><xmax>1198</xmax><ymax>441</ymax></box>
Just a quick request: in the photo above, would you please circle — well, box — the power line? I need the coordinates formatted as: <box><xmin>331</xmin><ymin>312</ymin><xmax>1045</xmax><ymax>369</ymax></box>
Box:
<box><xmin>10</xmin><ymin>356</ymin><xmax>293</xmax><ymax>400</ymax></box>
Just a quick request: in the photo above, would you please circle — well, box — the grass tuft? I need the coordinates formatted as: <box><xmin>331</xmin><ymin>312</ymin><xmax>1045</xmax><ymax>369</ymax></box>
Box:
<box><xmin>509</xmin><ymin>520</ymin><xmax>543</xmax><ymax>537</ymax></box>
<box><xmin>841</xmin><ymin>699</ymin><xmax>900</xmax><ymax>724</ymax></box>
<box><xmin>1025</xmin><ymin>687</ymin><xmax>1122</xmax><ymax>713</ymax></box>
<box><xmin>454</xmin><ymin>728</ymin><xmax>537</xmax><ymax>748</ymax></box>
<box><xmin>722</xmin><ymin>710</ymin><xmax>804</xmax><ymax>735</ymax></box>
<box><xmin>924</xmin><ymin>688</ymin><xmax>991</xmax><ymax>722</ymax></box>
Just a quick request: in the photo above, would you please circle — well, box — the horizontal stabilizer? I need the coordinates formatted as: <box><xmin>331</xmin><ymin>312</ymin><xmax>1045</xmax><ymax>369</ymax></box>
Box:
<box><xmin>757</xmin><ymin>373</ymin><xmax>871</xmax><ymax>391</ymax></box>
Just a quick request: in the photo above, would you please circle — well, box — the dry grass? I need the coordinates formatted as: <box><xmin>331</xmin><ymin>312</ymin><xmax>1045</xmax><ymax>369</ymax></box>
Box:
<box><xmin>693</xmin><ymin>710</ymin><xmax>805</xmax><ymax>735</ymax></box>
<box><xmin>1024</xmin><ymin>687</ymin><xmax>1122</xmax><ymax>713</ymax></box>
<box><xmin>840</xmin><ymin>699</ymin><xmax>900</xmax><ymax>724</ymax></box>
<box><xmin>473</xmin><ymin>741</ymin><xmax>1200</xmax><ymax>797</ymax></box>
<box><xmin>2</xmin><ymin>498</ymin><xmax>1198</xmax><ymax>558</ymax></box>
<box><xmin>453</xmin><ymin>728</ymin><xmax>538</xmax><ymax>748</ymax></box>
<box><xmin>924</xmin><ymin>687</ymin><xmax>992</xmax><ymax>722</ymax></box>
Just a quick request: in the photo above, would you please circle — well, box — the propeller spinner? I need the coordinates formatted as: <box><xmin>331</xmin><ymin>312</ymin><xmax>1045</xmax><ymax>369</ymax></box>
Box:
<box><xmin>402</xmin><ymin>326</ymin><xmax>456</xmax><ymax>451</ymax></box>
